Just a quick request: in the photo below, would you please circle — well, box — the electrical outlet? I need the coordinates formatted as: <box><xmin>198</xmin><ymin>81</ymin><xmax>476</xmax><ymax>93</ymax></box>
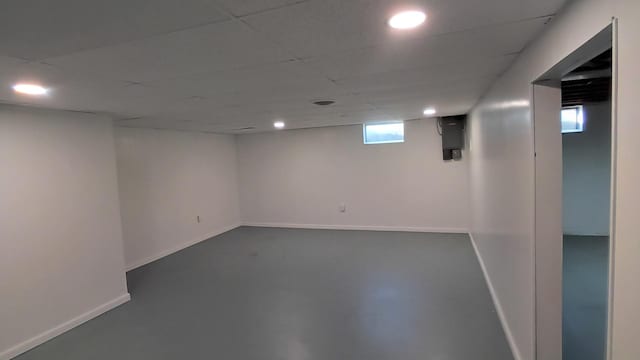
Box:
<box><xmin>339</xmin><ymin>203</ymin><xmax>347</xmax><ymax>213</ymax></box>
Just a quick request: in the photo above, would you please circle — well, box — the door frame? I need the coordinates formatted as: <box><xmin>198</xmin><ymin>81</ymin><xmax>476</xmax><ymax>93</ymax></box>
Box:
<box><xmin>532</xmin><ymin>21</ymin><xmax>618</xmax><ymax>360</ymax></box>
<box><xmin>532</xmin><ymin>82</ymin><xmax>563</xmax><ymax>360</ymax></box>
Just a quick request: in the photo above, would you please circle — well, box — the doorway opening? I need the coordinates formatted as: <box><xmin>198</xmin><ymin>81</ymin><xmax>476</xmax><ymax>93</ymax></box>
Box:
<box><xmin>561</xmin><ymin>49</ymin><xmax>612</xmax><ymax>360</ymax></box>
<box><xmin>533</xmin><ymin>23</ymin><xmax>615</xmax><ymax>360</ymax></box>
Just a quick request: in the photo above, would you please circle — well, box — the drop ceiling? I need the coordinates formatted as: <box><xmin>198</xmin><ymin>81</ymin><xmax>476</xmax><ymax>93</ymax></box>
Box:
<box><xmin>0</xmin><ymin>0</ymin><xmax>566</xmax><ymax>133</ymax></box>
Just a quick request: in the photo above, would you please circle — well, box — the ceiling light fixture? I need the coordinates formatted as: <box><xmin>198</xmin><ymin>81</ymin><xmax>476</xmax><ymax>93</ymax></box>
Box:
<box><xmin>12</xmin><ymin>83</ymin><xmax>48</xmax><ymax>96</ymax></box>
<box><xmin>423</xmin><ymin>107</ymin><xmax>437</xmax><ymax>116</ymax></box>
<box><xmin>388</xmin><ymin>10</ymin><xmax>426</xmax><ymax>30</ymax></box>
<box><xmin>274</xmin><ymin>121</ymin><xmax>285</xmax><ymax>129</ymax></box>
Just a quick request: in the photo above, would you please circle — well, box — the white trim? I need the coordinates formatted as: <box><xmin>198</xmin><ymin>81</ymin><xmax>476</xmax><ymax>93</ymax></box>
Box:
<box><xmin>0</xmin><ymin>293</ymin><xmax>130</xmax><ymax>360</ymax></box>
<box><xmin>242</xmin><ymin>222</ymin><xmax>468</xmax><ymax>234</ymax></box>
<box><xmin>530</xmin><ymin>83</ymin><xmax>538</xmax><ymax>360</ymax></box>
<box><xmin>606</xmin><ymin>17</ymin><xmax>618</xmax><ymax>360</ymax></box>
<box><xmin>125</xmin><ymin>223</ymin><xmax>241</xmax><ymax>271</ymax></box>
<box><xmin>469</xmin><ymin>233</ymin><xmax>523</xmax><ymax>360</ymax></box>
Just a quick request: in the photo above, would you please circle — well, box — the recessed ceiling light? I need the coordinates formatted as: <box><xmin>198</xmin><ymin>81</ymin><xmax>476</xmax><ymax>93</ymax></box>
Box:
<box><xmin>423</xmin><ymin>107</ymin><xmax>437</xmax><ymax>116</ymax></box>
<box><xmin>388</xmin><ymin>10</ymin><xmax>426</xmax><ymax>30</ymax></box>
<box><xmin>13</xmin><ymin>83</ymin><xmax>48</xmax><ymax>96</ymax></box>
<box><xmin>274</xmin><ymin>121</ymin><xmax>285</xmax><ymax>129</ymax></box>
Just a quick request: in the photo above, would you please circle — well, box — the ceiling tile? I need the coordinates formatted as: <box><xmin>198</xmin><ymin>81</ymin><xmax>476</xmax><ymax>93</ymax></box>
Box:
<box><xmin>117</xmin><ymin>117</ymin><xmax>190</xmax><ymax>131</ymax></box>
<box><xmin>214</xmin><ymin>0</ymin><xmax>308</xmax><ymax>17</ymax></box>
<box><xmin>0</xmin><ymin>56</ymin><xmax>25</xmax><ymax>70</ymax></box>
<box><xmin>43</xmin><ymin>21</ymin><xmax>294</xmax><ymax>84</ymax></box>
<box><xmin>523</xmin><ymin>0</ymin><xmax>567</xmax><ymax>18</ymax></box>
<box><xmin>303</xmin><ymin>17</ymin><xmax>550</xmax><ymax>81</ymax></box>
<box><xmin>335</xmin><ymin>54</ymin><xmax>517</xmax><ymax>94</ymax></box>
<box><xmin>0</xmin><ymin>0</ymin><xmax>568</xmax><ymax>133</ymax></box>
<box><xmin>0</xmin><ymin>0</ymin><xmax>231</xmax><ymax>60</ymax></box>
<box><xmin>142</xmin><ymin>60</ymin><xmax>343</xmax><ymax>110</ymax></box>
<box><xmin>243</xmin><ymin>0</ymin><xmax>553</xmax><ymax>59</ymax></box>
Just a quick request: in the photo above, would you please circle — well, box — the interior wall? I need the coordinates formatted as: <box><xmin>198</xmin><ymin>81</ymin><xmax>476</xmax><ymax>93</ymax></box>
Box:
<box><xmin>115</xmin><ymin>127</ymin><xmax>241</xmax><ymax>270</ymax></box>
<box><xmin>0</xmin><ymin>105</ymin><xmax>129</xmax><ymax>359</ymax></box>
<box><xmin>468</xmin><ymin>0</ymin><xmax>640</xmax><ymax>359</ymax></box>
<box><xmin>236</xmin><ymin>119</ymin><xmax>469</xmax><ymax>232</ymax></box>
<box><xmin>563</xmin><ymin>101</ymin><xmax>611</xmax><ymax>236</ymax></box>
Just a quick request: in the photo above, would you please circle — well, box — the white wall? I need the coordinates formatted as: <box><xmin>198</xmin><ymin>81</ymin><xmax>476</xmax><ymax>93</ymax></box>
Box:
<box><xmin>115</xmin><ymin>127</ymin><xmax>241</xmax><ymax>270</ymax></box>
<box><xmin>563</xmin><ymin>101</ymin><xmax>611</xmax><ymax>236</ymax></box>
<box><xmin>468</xmin><ymin>0</ymin><xmax>640</xmax><ymax>359</ymax></box>
<box><xmin>0</xmin><ymin>105</ymin><xmax>129</xmax><ymax>359</ymax></box>
<box><xmin>237</xmin><ymin>119</ymin><xmax>469</xmax><ymax>232</ymax></box>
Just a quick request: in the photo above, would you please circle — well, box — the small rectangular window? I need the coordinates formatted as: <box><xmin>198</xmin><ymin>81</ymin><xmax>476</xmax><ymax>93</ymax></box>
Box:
<box><xmin>561</xmin><ymin>105</ymin><xmax>584</xmax><ymax>133</ymax></box>
<box><xmin>363</xmin><ymin>121</ymin><xmax>404</xmax><ymax>144</ymax></box>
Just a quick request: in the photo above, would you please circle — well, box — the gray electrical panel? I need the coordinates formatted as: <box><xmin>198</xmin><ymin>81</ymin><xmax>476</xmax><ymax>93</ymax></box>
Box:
<box><xmin>440</xmin><ymin>115</ymin><xmax>466</xmax><ymax>160</ymax></box>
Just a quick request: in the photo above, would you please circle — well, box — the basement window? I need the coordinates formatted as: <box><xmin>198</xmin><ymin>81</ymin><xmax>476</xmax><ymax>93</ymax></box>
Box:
<box><xmin>561</xmin><ymin>105</ymin><xmax>584</xmax><ymax>133</ymax></box>
<box><xmin>363</xmin><ymin>121</ymin><xmax>404</xmax><ymax>144</ymax></box>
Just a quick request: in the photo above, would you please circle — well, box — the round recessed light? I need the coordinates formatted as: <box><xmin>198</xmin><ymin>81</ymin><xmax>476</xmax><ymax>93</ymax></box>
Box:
<box><xmin>388</xmin><ymin>10</ymin><xmax>426</xmax><ymax>30</ymax></box>
<box><xmin>423</xmin><ymin>107</ymin><xmax>437</xmax><ymax>116</ymax></box>
<box><xmin>274</xmin><ymin>121</ymin><xmax>285</xmax><ymax>129</ymax></box>
<box><xmin>13</xmin><ymin>83</ymin><xmax>48</xmax><ymax>95</ymax></box>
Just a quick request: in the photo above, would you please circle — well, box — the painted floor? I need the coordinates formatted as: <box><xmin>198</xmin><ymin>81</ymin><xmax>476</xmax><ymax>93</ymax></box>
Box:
<box><xmin>563</xmin><ymin>235</ymin><xmax>609</xmax><ymax>360</ymax></box>
<box><xmin>16</xmin><ymin>227</ymin><xmax>512</xmax><ymax>360</ymax></box>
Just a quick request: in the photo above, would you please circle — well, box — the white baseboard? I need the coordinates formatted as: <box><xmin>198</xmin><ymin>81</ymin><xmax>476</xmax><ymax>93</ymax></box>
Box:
<box><xmin>242</xmin><ymin>222</ymin><xmax>467</xmax><ymax>234</ymax></box>
<box><xmin>469</xmin><ymin>233</ymin><xmax>522</xmax><ymax>360</ymax></box>
<box><xmin>1</xmin><ymin>293</ymin><xmax>130</xmax><ymax>360</ymax></box>
<box><xmin>125</xmin><ymin>223</ymin><xmax>241</xmax><ymax>271</ymax></box>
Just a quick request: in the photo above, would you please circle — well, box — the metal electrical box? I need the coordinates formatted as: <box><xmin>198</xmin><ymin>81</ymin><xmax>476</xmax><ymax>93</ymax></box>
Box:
<box><xmin>440</xmin><ymin>115</ymin><xmax>466</xmax><ymax>160</ymax></box>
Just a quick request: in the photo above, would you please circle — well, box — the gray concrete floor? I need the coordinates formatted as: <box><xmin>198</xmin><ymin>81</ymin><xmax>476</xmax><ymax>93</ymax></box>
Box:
<box><xmin>563</xmin><ymin>235</ymin><xmax>609</xmax><ymax>360</ymax></box>
<box><xmin>16</xmin><ymin>227</ymin><xmax>512</xmax><ymax>360</ymax></box>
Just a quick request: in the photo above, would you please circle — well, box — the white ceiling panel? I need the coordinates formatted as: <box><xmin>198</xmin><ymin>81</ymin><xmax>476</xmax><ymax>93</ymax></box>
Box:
<box><xmin>136</xmin><ymin>94</ymin><xmax>375</xmax><ymax>128</ymax></box>
<box><xmin>178</xmin><ymin>95</ymin><xmax>374</xmax><ymax>122</ymax></box>
<box><xmin>523</xmin><ymin>0</ymin><xmax>567</xmax><ymax>18</ymax></box>
<box><xmin>0</xmin><ymin>0</ymin><xmax>230</xmax><ymax>60</ymax></box>
<box><xmin>144</xmin><ymin>60</ymin><xmax>338</xmax><ymax>100</ymax></box>
<box><xmin>118</xmin><ymin>117</ymin><xmax>193</xmax><ymax>131</ymax></box>
<box><xmin>0</xmin><ymin>0</ymin><xmax>568</xmax><ymax>133</ymax></box>
<box><xmin>244</xmin><ymin>0</ymin><xmax>556</xmax><ymax>58</ymax></box>
<box><xmin>215</xmin><ymin>0</ymin><xmax>309</xmax><ymax>17</ymax></box>
<box><xmin>52</xmin><ymin>83</ymin><xmax>181</xmax><ymax>116</ymax></box>
<box><xmin>44</xmin><ymin>21</ymin><xmax>294</xmax><ymax>84</ymax></box>
<box><xmin>303</xmin><ymin>17</ymin><xmax>550</xmax><ymax>81</ymax></box>
<box><xmin>335</xmin><ymin>54</ymin><xmax>517</xmax><ymax>94</ymax></box>
<box><xmin>118</xmin><ymin>108</ymin><xmax>397</xmax><ymax>134</ymax></box>
<box><xmin>374</xmin><ymin>85</ymin><xmax>489</xmax><ymax>115</ymax></box>
<box><xmin>0</xmin><ymin>56</ymin><xmax>25</xmax><ymax>71</ymax></box>
<box><xmin>286</xmin><ymin>109</ymin><xmax>396</xmax><ymax>126</ymax></box>
<box><xmin>356</xmin><ymin>77</ymin><xmax>493</xmax><ymax>106</ymax></box>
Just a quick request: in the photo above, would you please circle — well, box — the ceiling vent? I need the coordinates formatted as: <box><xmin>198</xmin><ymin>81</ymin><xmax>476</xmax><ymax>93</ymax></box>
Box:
<box><xmin>312</xmin><ymin>100</ymin><xmax>336</xmax><ymax>106</ymax></box>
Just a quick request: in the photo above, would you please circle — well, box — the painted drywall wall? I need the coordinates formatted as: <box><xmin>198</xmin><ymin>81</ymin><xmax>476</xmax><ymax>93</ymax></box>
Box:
<box><xmin>563</xmin><ymin>101</ymin><xmax>611</xmax><ymax>236</ymax></box>
<box><xmin>469</xmin><ymin>0</ymin><xmax>640</xmax><ymax>359</ymax></box>
<box><xmin>236</xmin><ymin>119</ymin><xmax>469</xmax><ymax>232</ymax></box>
<box><xmin>115</xmin><ymin>127</ymin><xmax>241</xmax><ymax>270</ymax></box>
<box><xmin>0</xmin><ymin>105</ymin><xmax>129</xmax><ymax>359</ymax></box>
